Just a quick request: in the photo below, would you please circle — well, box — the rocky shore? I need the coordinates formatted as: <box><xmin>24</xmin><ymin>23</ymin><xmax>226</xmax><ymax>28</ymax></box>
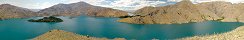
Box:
<box><xmin>33</xmin><ymin>29</ymin><xmax>125</xmax><ymax>40</ymax></box>
<box><xmin>118</xmin><ymin>0</ymin><xmax>244</xmax><ymax>24</ymax></box>
<box><xmin>180</xmin><ymin>26</ymin><xmax>244</xmax><ymax>40</ymax></box>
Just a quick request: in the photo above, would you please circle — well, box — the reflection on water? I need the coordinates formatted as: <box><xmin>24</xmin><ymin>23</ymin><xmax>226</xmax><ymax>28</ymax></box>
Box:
<box><xmin>0</xmin><ymin>16</ymin><xmax>243</xmax><ymax>40</ymax></box>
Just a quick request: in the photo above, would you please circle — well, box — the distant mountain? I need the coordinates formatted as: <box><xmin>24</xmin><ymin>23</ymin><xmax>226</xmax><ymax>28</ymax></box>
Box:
<box><xmin>118</xmin><ymin>0</ymin><xmax>244</xmax><ymax>24</ymax></box>
<box><xmin>30</xmin><ymin>9</ymin><xmax>41</xmax><ymax>12</ymax></box>
<box><xmin>124</xmin><ymin>10</ymin><xmax>136</xmax><ymax>13</ymax></box>
<box><xmin>38</xmin><ymin>2</ymin><xmax>128</xmax><ymax>17</ymax></box>
<box><xmin>0</xmin><ymin>1</ymin><xmax>129</xmax><ymax>19</ymax></box>
<box><xmin>0</xmin><ymin>4</ymin><xmax>37</xmax><ymax>20</ymax></box>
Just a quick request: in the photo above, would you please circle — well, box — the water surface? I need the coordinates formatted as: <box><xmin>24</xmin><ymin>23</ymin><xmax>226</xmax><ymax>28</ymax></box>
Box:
<box><xmin>0</xmin><ymin>16</ymin><xmax>243</xmax><ymax>40</ymax></box>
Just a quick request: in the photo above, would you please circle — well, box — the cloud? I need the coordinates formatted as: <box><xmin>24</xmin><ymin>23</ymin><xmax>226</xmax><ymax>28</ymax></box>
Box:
<box><xmin>1</xmin><ymin>0</ymin><xmax>244</xmax><ymax>10</ymax></box>
<box><xmin>66</xmin><ymin>0</ymin><xmax>244</xmax><ymax>10</ymax></box>
<box><xmin>168</xmin><ymin>0</ymin><xmax>244</xmax><ymax>3</ymax></box>
<box><xmin>0</xmin><ymin>0</ymin><xmax>63</xmax><ymax>9</ymax></box>
<box><xmin>23</xmin><ymin>2</ymin><xmax>59</xmax><ymax>9</ymax></box>
<box><xmin>59</xmin><ymin>0</ymin><xmax>166</xmax><ymax>10</ymax></box>
<box><xmin>37</xmin><ymin>2</ymin><xmax>58</xmax><ymax>9</ymax></box>
<box><xmin>85</xmin><ymin>0</ymin><xmax>166</xmax><ymax>10</ymax></box>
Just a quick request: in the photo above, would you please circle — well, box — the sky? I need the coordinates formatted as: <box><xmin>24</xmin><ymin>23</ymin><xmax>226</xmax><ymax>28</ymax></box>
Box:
<box><xmin>0</xmin><ymin>0</ymin><xmax>244</xmax><ymax>10</ymax></box>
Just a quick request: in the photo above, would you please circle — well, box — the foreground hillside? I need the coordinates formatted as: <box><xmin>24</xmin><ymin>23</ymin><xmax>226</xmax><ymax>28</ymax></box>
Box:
<box><xmin>180</xmin><ymin>26</ymin><xmax>244</xmax><ymax>40</ymax></box>
<box><xmin>38</xmin><ymin>2</ymin><xmax>128</xmax><ymax>17</ymax></box>
<box><xmin>33</xmin><ymin>29</ymin><xmax>125</xmax><ymax>40</ymax></box>
<box><xmin>118</xmin><ymin>0</ymin><xmax>244</xmax><ymax>24</ymax></box>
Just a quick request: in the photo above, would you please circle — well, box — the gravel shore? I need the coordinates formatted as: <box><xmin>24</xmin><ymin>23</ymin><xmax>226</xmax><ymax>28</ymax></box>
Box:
<box><xmin>33</xmin><ymin>29</ymin><xmax>125</xmax><ymax>40</ymax></box>
<box><xmin>180</xmin><ymin>26</ymin><xmax>244</xmax><ymax>40</ymax></box>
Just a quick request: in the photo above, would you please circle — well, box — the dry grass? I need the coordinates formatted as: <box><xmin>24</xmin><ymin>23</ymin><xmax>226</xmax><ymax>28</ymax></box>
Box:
<box><xmin>33</xmin><ymin>29</ymin><xmax>125</xmax><ymax>40</ymax></box>
<box><xmin>180</xmin><ymin>26</ymin><xmax>244</xmax><ymax>40</ymax></box>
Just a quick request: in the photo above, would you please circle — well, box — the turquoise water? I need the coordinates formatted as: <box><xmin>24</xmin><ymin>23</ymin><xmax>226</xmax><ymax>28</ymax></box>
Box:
<box><xmin>0</xmin><ymin>16</ymin><xmax>243</xmax><ymax>40</ymax></box>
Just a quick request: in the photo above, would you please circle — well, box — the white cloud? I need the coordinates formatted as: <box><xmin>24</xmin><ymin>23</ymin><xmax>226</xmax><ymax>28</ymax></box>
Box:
<box><xmin>168</xmin><ymin>0</ymin><xmax>244</xmax><ymax>3</ymax></box>
<box><xmin>23</xmin><ymin>2</ymin><xmax>59</xmax><ymax>9</ymax></box>
<box><xmin>0</xmin><ymin>0</ymin><xmax>61</xmax><ymax>9</ymax></box>
<box><xmin>227</xmin><ymin>0</ymin><xmax>244</xmax><ymax>3</ymax></box>
<box><xmin>1</xmin><ymin>0</ymin><xmax>244</xmax><ymax>10</ymax></box>
<box><xmin>39</xmin><ymin>2</ymin><xmax>58</xmax><ymax>9</ymax></box>
<box><xmin>93</xmin><ymin>0</ymin><xmax>166</xmax><ymax>10</ymax></box>
<box><xmin>60</xmin><ymin>0</ymin><xmax>166</xmax><ymax>10</ymax></box>
<box><xmin>168</xmin><ymin>0</ymin><xmax>182</xmax><ymax>2</ymax></box>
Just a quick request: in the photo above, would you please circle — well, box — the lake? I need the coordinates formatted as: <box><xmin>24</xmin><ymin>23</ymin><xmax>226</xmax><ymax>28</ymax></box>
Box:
<box><xmin>0</xmin><ymin>16</ymin><xmax>243</xmax><ymax>40</ymax></box>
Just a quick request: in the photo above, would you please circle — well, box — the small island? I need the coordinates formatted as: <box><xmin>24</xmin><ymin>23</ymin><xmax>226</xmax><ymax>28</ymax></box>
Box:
<box><xmin>28</xmin><ymin>16</ymin><xmax>63</xmax><ymax>22</ymax></box>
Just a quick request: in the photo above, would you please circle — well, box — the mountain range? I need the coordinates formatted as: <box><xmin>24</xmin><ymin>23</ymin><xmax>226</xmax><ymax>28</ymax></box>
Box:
<box><xmin>0</xmin><ymin>4</ymin><xmax>37</xmax><ymax>20</ymax></box>
<box><xmin>2</xmin><ymin>0</ymin><xmax>244</xmax><ymax>24</ymax></box>
<box><xmin>38</xmin><ymin>2</ymin><xmax>128</xmax><ymax>17</ymax></box>
<box><xmin>0</xmin><ymin>1</ymin><xmax>128</xmax><ymax>20</ymax></box>
<box><xmin>118</xmin><ymin>0</ymin><xmax>244</xmax><ymax>24</ymax></box>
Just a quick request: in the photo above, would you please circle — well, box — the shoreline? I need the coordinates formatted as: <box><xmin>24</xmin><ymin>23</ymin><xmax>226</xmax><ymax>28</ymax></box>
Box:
<box><xmin>180</xmin><ymin>26</ymin><xmax>244</xmax><ymax>40</ymax></box>
<box><xmin>27</xmin><ymin>25</ymin><xmax>244</xmax><ymax>40</ymax></box>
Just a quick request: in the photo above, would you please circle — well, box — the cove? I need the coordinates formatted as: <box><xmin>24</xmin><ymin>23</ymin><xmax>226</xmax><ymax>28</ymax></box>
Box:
<box><xmin>0</xmin><ymin>16</ymin><xmax>243</xmax><ymax>40</ymax></box>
